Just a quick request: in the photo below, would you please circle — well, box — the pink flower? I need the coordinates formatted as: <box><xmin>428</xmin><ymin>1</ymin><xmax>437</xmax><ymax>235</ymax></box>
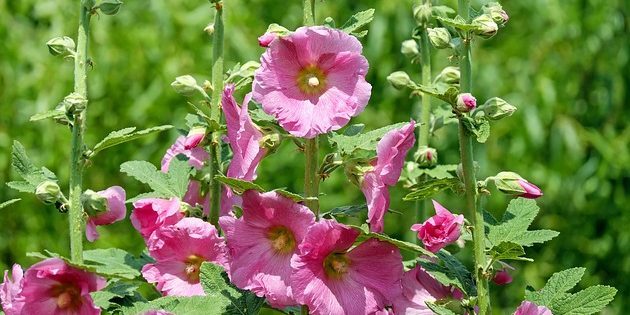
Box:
<box><xmin>220</xmin><ymin>190</ymin><xmax>315</xmax><ymax>307</ymax></box>
<box><xmin>392</xmin><ymin>266</ymin><xmax>451</xmax><ymax>315</ymax></box>
<box><xmin>142</xmin><ymin>218</ymin><xmax>229</xmax><ymax>297</ymax></box>
<box><xmin>131</xmin><ymin>198</ymin><xmax>184</xmax><ymax>239</ymax></box>
<box><xmin>85</xmin><ymin>186</ymin><xmax>127</xmax><ymax>242</ymax></box>
<box><xmin>362</xmin><ymin>122</ymin><xmax>416</xmax><ymax>233</ymax></box>
<box><xmin>517</xmin><ymin>179</ymin><xmax>543</xmax><ymax>199</ymax></box>
<box><xmin>183</xmin><ymin>126</ymin><xmax>206</xmax><ymax>150</ymax></box>
<box><xmin>19</xmin><ymin>258</ymin><xmax>105</xmax><ymax>314</ymax></box>
<box><xmin>161</xmin><ymin>136</ymin><xmax>209</xmax><ymax>172</ymax></box>
<box><xmin>258</xmin><ymin>32</ymin><xmax>277</xmax><ymax>47</ymax></box>
<box><xmin>1</xmin><ymin>264</ymin><xmax>25</xmax><ymax>315</ymax></box>
<box><xmin>513</xmin><ymin>301</ymin><xmax>552</xmax><ymax>315</ymax></box>
<box><xmin>182</xmin><ymin>180</ymin><xmax>210</xmax><ymax>216</ymax></box>
<box><xmin>291</xmin><ymin>220</ymin><xmax>403</xmax><ymax>315</ymax></box>
<box><xmin>411</xmin><ymin>200</ymin><xmax>464</xmax><ymax>253</ymax></box>
<box><xmin>253</xmin><ymin>26</ymin><xmax>372</xmax><ymax>138</ymax></box>
<box><xmin>456</xmin><ymin>93</ymin><xmax>477</xmax><ymax>112</ymax></box>
<box><xmin>493</xmin><ymin>269</ymin><xmax>513</xmax><ymax>285</ymax></box>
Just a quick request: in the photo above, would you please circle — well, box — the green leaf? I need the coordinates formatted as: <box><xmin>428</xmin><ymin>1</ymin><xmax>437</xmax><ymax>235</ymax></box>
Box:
<box><xmin>214</xmin><ymin>175</ymin><xmax>263</xmax><ymax>194</ymax></box>
<box><xmin>340</xmin><ymin>9</ymin><xmax>375</xmax><ymax>38</ymax></box>
<box><xmin>343</xmin><ymin>124</ymin><xmax>365</xmax><ymax>136</ymax></box>
<box><xmin>199</xmin><ymin>262</ymin><xmax>265</xmax><ymax>315</ymax></box>
<box><xmin>11</xmin><ymin>140</ymin><xmax>58</xmax><ymax>190</ymax></box>
<box><xmin>91</xmin><ymin>280</ymin><xmax>141</xmax><ymax>310</ymax></box>
<box><xmin>426</xmin><ymin>302</ymin><xmax>457</xmax><ymax>315</ymax></box>
<box><xmin>322</xmin><ymin>204</ymin><xmax>367</xmax><ymax>219</ymax></box>
<box><xmin>329</xmin><ymin>122</ymin><xmax>408</xmax><ymax>156</ymax></box>
<box><xmin>30</xmin><ymin>109</ymin><xmax>65</xmax><ymax>122</ymax></box>
<box><xmin>82</xmin><ymin>248</ymin><xmax>149</xmax><ymax>280</ymax></box>
<box><xmin>488</xmin><ymin>241</ymin><xmax>533</xmax><ymax>262</ymax></box>
<box><xmin>273</xmin><ymin>189</ymin><xmax>304</xmax><ymax>202</ymax></box>
<box><xmin>0</xmin><ymin>199</ymin><xmax>21</xmax><ymax>209</ymax></box>
<box><xmin>525</xmin><ymin>268</ymin><xmax>586</xmax><ymax>306</ymax></box>
<box><xmin>120</xmin><ymin>157</ymin><xmax>191</xmax><ymax>199</ymax></box>
<box><xmin>403</xmin><ymin>178</ymin><xmax>461</xmax><ymax>201</ymax></box>
<box><xmin>7</xmin><ymin>181</ymin><xmax>34</xmax><ymax>193</ymax></box>
<box><xmin>421</xmin><ymin>164</ymin><xmax>458</xmax><ymax>179</ymax></box>
<box><xmin>486</xmin><ymin>198</ymin><xmax>559</xmax><ymax>247</ymax></box>
<box><xmin>461</xmin><ymin>116</ymin><xmax>491</xmax><ymax>143</ymax></box>
<box><xmin>419</xmin><ymin>251</ymin><xmax>477</xmax><ymax>296</ymax></box>
<box><xmin>121</xmin><ymin>296</ymin><xmax>227</xmax><ymax>315</ymax></box>
<box><xmin>351</xmin><ymin>225</ymin><xmax>436</xmax><ymax>257</ymax></box>
<box><xmin>412</xmin><ymin>84</ymin><xmax>459</xmax><ymax>105</ymax></box>
<box><xmin>91</xmin><ymin>125</ymin><xmax>172</xmax><ymax>157</ymax></box>
<box><xmin>551</xmin><ymin>285</ymin><xmax>617</xmax><ymax>315</ymax></box>
<box><xmin>436</xmin><ymin>15</ymin><xmax>476</xmax><ymax>31</ymax></box>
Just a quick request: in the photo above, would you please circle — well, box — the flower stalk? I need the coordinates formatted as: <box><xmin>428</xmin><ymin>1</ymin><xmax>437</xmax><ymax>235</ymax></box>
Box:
<box><xmin>68</xmin><ymin>1</ymin><xmax>92</xmax><ymax>264</ymax></box>
<box><xmin>208</xmin><ymin>1</ymin><xmax>224</xmax><ymax>226</ymax></box>
<box><xmin>457</xmin><ymin>0</ymin><xmax>490</xmax><ymax>313</ymax></box>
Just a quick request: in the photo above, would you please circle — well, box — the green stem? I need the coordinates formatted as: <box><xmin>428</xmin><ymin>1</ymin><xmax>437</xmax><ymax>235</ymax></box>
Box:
<box><xmin>68</xmin><ymin>1</ymin><xmax>91</xmax><ymax>264</ymax></box>
<box><xmin>303</xmin><ymin>0</ymin><xmax>315</xmax><ymax>26</ymax></box>
<box><xmin>208</xmin><ymin>2</ymin><xmax>224</xmax><ymax>226</ymax></box>
<box><xmin>457</xmin><ymin>0</ymin><xmax>490</xmax><ymax>313</ymax></box>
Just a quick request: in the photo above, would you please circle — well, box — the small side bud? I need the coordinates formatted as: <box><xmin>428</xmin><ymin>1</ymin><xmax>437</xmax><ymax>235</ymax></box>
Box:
<box><xmin>344</xmin><ymin>161</ymin><xmax>374</xmax><ymax>188</ymax></box>
<box><xmin>482</xmin><ymin>97</ymin><xmax>516</xmax><ymax>120</ymax></box>
<box><xmin>46</xmin><ymin>36</ymin><xmax>76</xmax><ymax>57</ymax></box>
<box><xmin>427</xmin><ymin>28</ymin><xmax>452</xmax><ymax>49</ymax></box>
<box><xmin>472</xmin><ymin>15</ymin><xmax>499</xmax><ymax>39</ymax></box>
<box><xmin>413</xmin><ymin>3</ymin><xmax>432</xmax><ymax>26</ymax></box>
<box><xmin>401</xmin><ymin>39</ymin><xmax>420</xmax><ymax>58</ymax></box>
<box><xmin>493</xmin><ymin>171</ymin><xmax>543</xmax><ymax>199</ymax></box>
<box><xmin>483</xmin><ymin>2</ymin><xmax>509</xmax><ymax>26</ymax></box>
<box><xmin>63</xmin><ymin>92</ymin><xmax>88</xmax><ymax>113</ymax></box>
<box><xmin>171</xmin><ymin>75</ymin><xmax>200</xmax><ymax>97</ymax></box>
<box><xmin>204</xmin><ymin>23</ymin><xmax>215</xmax><ymax>35</ymax></box>
<box><xmin>492</xmin><ymin>269</ymin><xmax>513</xmax><ymax>285</ymax></box>
<box><xmin>456</xmin><ymin>93</ymin><xmax>477</xmax><ymax>112</ymax></box>
<box><xmin>98</xmin><ymin>0</ymin><xmax>123</xmax><ymax>15</ymax></box>
<box><xmin>184</xmin><ymin>126</ymin><xmax>207</xmax><ymax>149</ymax></box>
<box><xmin>434</xmin><ymin>66</ymin><xmax>460</xmax><ymax>86</ymax></box>
<box><xmin>387</xmin><ymin>71</ymin><xmax>414</xmax><ymax>90</ymax></box>
<box><xmin>415</xmin><ymin>146</ymin><xmax>438</xmax><ymax>168</ymax></box>
<box><xmin>81</xmin><ymin>189</ymin><xmax>108</xmax><ymax>216</ymax></box>
<box><xmin>36</xmin><ymin>181</ymin><xmax>62</xmax><ymax>205</ymax></box>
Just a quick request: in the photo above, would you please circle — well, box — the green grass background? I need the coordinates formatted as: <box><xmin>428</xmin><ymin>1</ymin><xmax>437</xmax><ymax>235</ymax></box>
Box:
<box><xmin>0</xmin><ymin>0</ymin><xmax>628</xmax><ymax>313</ymax></box>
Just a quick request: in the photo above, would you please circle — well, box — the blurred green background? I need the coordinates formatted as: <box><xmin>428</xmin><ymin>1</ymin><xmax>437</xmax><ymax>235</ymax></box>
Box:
<box><xmin>0</xmin><ymin>0</ymin><xmax>627</xmax><ymax>313</ymax></box>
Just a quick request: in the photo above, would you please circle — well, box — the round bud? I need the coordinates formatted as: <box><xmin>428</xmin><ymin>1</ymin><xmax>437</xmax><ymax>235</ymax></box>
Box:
<box><xmin>387</xmin><ymin>71</ymin><xmax>413</xmax><ymax>90</ymax></box>
<box><xmin>483</xmin><ymin>2</ymin><xmax>509</xmax><ymax>26</ymax></box>
<box><xmin>434</xmin><ymin>66</ymin><xmax>460</xmax><ymax>86</ymax></box>
<box><xmin>472</xmin><ymin>15</ymin><xmax>499</xmax><ymax>39</ymax></box>
<box><xmin>415</xmin><ymin>146</ymin><xmax>438</xmax><ymax>168</ymax></box>
<box><xmin>456</xmin><ymin>93</ymin><xmax>477</xmax><ymax>112</ymax></box>
<box><xmin>46</xmin><ymin>36</ymin><xmax>76</xmax><ymax>57</ymax></box>
<box><xmin>98</xmin><ymin>0</ymin><xmax>123</xmax><ymax>15</ymax></box>
<box><xmin>171</xmin><ymin>75</ymin><xmax>199</xmax><ymax>97</ymax></box>
<box><xmin>427</xmin><ymin>27</ymin><xmax>452</xmax><ymax>49</ymax></box>
<box><xmin>36</xmin><ymin>181</ymin><xmax>62</xmax><ymax>205</ymax></box>
<box><xmin>413</xmin><ymin>3</ymin><xmax>432</xmax><ymax>26</ymax></box>
<box><xmin>401</xmin><ymin>39</ymin><xmax>420</xmax><ymax>58</ymax></box>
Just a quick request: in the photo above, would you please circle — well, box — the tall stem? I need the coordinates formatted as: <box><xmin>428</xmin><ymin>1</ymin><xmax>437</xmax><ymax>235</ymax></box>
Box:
<box><xmin>69</xmin><ymin>1</ymin><xmax>91</xmax><ymax>264</ymax></box>
<box><xmin>208</xmin><ymin>2</ymin><xmax>224</xmax><ymax>226</ymax></box>
<box><xmin>457</xmin><ymin>0</ymin><xmax>490</xmax><ymax>313</ymax></box>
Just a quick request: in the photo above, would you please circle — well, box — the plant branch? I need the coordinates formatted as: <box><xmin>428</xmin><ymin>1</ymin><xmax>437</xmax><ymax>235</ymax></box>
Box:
<box><xmin>208</xmin><ymin>2</ymin><xmax>224</xmax><ymax>226</ymax></box>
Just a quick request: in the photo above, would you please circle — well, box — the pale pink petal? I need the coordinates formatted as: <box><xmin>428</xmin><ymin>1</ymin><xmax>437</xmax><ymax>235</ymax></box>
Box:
<box><xmin>361</xmin><ymin>172</ymin><xmax>390</xmax><ymax>233</ymax></box>
<box><xmin>513</xmin><ymin>301</ymin><xmax>552</xmax><ymax>315</ymax></box>
<box><xmin>374</xmin><ymin>121</ymin><xmax>416</xmax><ymax>186</ymax></box>
<box><xmin>1</xmin><ymin>264</ymin><xmax>24</xmax><ymax>315</ymax></box>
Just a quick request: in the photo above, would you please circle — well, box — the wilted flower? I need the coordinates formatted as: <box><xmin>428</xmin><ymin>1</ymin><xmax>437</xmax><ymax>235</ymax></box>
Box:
<box><xmin>220</xmin><ymin>190</ymin><xmax>315</xmax><ymax>307</ymax></box>
<box><xmin>456</xmin><ymin>93</ymin><xmax>477</xmax><ymax>112</ymax></box>
<box><xmin>253</xmin><ymin>26</ymin><xmax>371</xmax><ymax>138</ymax></box>
<box><xmin>392</xmin><ymin>266</ymin><xmax>452</xmax><ymax>314</ymax></box>
<box><xmin>513</xmin><ymin>301</ymin><xmax>552</xmax><ymax>315</ymax></box>
<box><xmin>411</xmin><ymin>200</ymin><xmax>464</xmax><ymax>253</ymax></box>
<box><xmin>84</xmin><ymin>186</ymin><xmax>126</xmax><ymax>242</ymax></box>
<box><xmin>291</xmin><ymin>220</ymin><xmax>403</xmax><ymax>315</ymax></box>
<box><xmin>161</xmin><ymin>136</ymin><xmax>209</xmax><ymax>172</ymax></box>
<box><xmin>142</xmin><ymin>218</ymin><xmax>228</xmax><ymax>296</ymax></box>
<box><xmin>131</xmin><ymin>198</ymin><xmax>184</xmax><ymax>239</ymax></box>
<box><xmin>0</xmin><ymin>264</ymin><xmax>24</xmax><ymax>315</ymax></box>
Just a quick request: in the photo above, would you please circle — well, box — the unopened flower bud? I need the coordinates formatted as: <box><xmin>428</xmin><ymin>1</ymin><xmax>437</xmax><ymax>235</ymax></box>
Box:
<box><xmin>434</xmin><ymin>66</ymin><xmax>460</xmax><ymax>85</ymax></box>
<box><xmin>472</xmin><ymin>15</ymin><xmax>499</xmax><ymax>39</ymax></box>
<box><xmin>482</xmin><ymin>97</ymin><xmax>516</xmax><ymax>120</ymax></box>
<box><xmin>46</xmin><ymin>36</ymin><xmax>76</xmax><ymax>57</ymax></box>
<box><xmin>427</xmin><ymin>27</ymin><xmax>451</xmax><ymax>49</ymax></box>
<box><xmin>64</xmin><ymin>92</ymin><xmax>87</xmax><ymax>113</ymax></box>
<box><xmin>413</xmin><ymin>3</ymin><xmax>432</xmax><ymax>26</ymax></box>
<box><xmin>387</xmin><ymin>71</ymin><xmax>413</xmax><ymax>90</ymax></box>
<box><xmin>184</xmin><ymin>126</ymin><xmax>207</xmax><ymax>149</ymax></box>
<box><xmin>98</xmin><ymin>0</ymin><xmax>123</xmax><ymax>15</ymax></box>
<box><xmin>36</xmin><ymin>181</ymin><xmax>62</xmax><ymax>205</ymax></box>
<box><xmin>81</xmin><ymin>189</ymin><xmax>108</xmax><ymax>216</ymax></box>
<box><xmin>456</xmin><ymin>93</ymin><xmax>477</xmax><ymax>112</ymax></box>
<box><xmin>401</xmin><ymin>39</ymin><xmax>420</xmax><ymax>58</ymax></box>
<box><xmin>258</xmin><ymin>32</ymin><xmax>277</xmax><ymax>47</ymax></box>
<box><xmin>171</xmin><ymin>75</ymin><xmax>199</xmax><ymax>97</ymax></box>
<box><xmin>493</xmin><ymin>171</ymin><xmax>543</xmax><ymax>199</ymax></box>
<box><xmin>415</xmin><ymin>146</ymin><xmax>438</xmax><ymax>168</ymax></box>
<box><xmin>492</xmin><ymin>269</ymin><xmax>513</xmax><ymax>285</ymax></box>
<box><xmin>483</xmin><ymin>2</ymin><xmax>509</xmax><ymax>26</ymax></box>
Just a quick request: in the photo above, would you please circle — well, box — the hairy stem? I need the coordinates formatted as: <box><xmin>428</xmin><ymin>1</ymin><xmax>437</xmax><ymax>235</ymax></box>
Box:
<box><xmin>208</xmin><ymin>2</ymin><xmax>224</xmax><ymax>226</ymax></box>
<box><xmin>457</xmin><ymin>0</ymin><xmax>490</xmax><ymax>313</ymax></box>
<box><xmin>68</xmin><ymin>1</ymin><xmax>92</xmax><ymax>264</ymax></box>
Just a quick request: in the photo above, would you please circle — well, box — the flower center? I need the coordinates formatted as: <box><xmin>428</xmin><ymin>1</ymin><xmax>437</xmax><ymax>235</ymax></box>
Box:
<box><xmin>323</xmin><ymin>253</ymin><xmax>351</xmax><ymax>280</ymax></box>
<box><xmin>297</xmin><ymin>65</ymin><xmax>327</xmax><ymax>95</ymax></box>
<box><xmin>51</xmin><ymin>284</ymin><xmax>82</xmax><ymax>310</ymax></box>
<box><xmin>184</xmin><ymin>254</ymin><xmax>205</xmax><ymax>283</ymax></box>
<box><xmin>266</xmin><ymin>226</ymin><xmax>296</xmax><ymax>255</ymax></box>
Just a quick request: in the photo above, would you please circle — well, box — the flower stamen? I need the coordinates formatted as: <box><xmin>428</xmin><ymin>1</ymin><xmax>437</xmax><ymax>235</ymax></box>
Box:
<box><xmin>323</xmin><ymin>252</ymin><xmax>351</xmax><ymax>280</ymax></box>
<box><xmin>267</xmin><ymin>226</ymin><xmax>296</xmax><ymax>255</ymax></box>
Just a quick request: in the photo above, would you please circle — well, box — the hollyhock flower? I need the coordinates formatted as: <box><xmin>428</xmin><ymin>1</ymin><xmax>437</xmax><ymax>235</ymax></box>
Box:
<box><xmin>131</xmin><ymin>198</ymin><xmax>184</xmax><ymax>239</ymax></box>
<box><xmin>517</xmin><ymin>179</ymin><xmax>543</xmax><ymax>199</ymax></box>
<box><xmin>411</xmin><ymin>200</ymin><xmax>464</xmax><ymax>253</ymax></box>
<box><xmin>85</xmin><ymin>186</ymin><xmax>126</xmax><ymax>242</ymax></box>
<box><xmin>513</xmin><ymin>301</ymin><xmax>552</xmax><ymax>315</ymax></box>
<box><xmin>258</xmin><ymin>32</ymin><xmax>276</xmax><ymax>47</ymax></box>
<box><xmin>161</xmin><ymin>136</ymin><xmax>209</xmax><ymax>172</ymax></box>
<box><xmin>19</xmin><ymin>258</ymin><xmax>105</xmax><ymax>314</ymax></box>
<box><xmin>220</xmin><ymin>190</ymin><xmax>315</xmax><ymax>308</ymax></box>
<box><xmin>362</xmin><ymin>122</ymin><xmax>415</xmax><ymax>233</ymax></box>
<box><xmin>493</xmin><ymin>269</ymin><xmax>513</xmax><ymax>285</ymax></box>
<box><xmin>456</xmin><ymin>93</ymin><xmax>477</xmax><ymax>112</ymax></box>
<box><xmin>142</xmin><ymin>218</ymin><xmax>228</xmax><ymax>296</ymax></box>
<box><xmin>392</xmin><ymin>266</ymin><xmax>452</xmax><ymax>315</ymax></box>
<box><xmin>291</xmin><ymin>219</ymin><xmax>403</xmax><ymax>315</ymax></box>
<box><xmin>183</xmin><ymin>126</ymin><xmax>207</xmax><ymax>150</ymax></box>
<box><xmin>253</xmin><ymin>26</ymin><xmax>372</xmax><ymax>138</ymax></box>
<box><xmin>1</xmin><ymin>264</ymin><xmax>25</xmax><ymax>315</ymax></box>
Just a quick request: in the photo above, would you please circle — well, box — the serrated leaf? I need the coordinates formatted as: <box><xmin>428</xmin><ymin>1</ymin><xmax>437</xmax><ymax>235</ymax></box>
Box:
<box><xmin>461</xmin><ymin>116</ymin><xmax>491</xmax><ymax>143</ymax></box>
<box><xmin>121</xmin><ymin>296</ymin><xmax>226</xmax><ymax>315</ymax></box>
<box><xmin>426</xmin><ymin>302</ymin><xmax>457</xmax><ymax>315</ymax></box>
<box><xmin>30</xmin><ymin>109</ymin><xmax>65</xmax><ymax>122</ymax></box>
<box><xmin>322</xmin><ymin>204</ymin><xmax>367</xmax><ymax>219</ymax></box>
<box><xmin>488</xmin><ymin>241</ymin><xmax>533</xmax><ymax>262</ymax></box>
<box><xmin>120</xmin><ymin>158</ymin><xmax>191</xmax><ymax>199</ymax></box>
<box><xmin>0</xmin><ymin>199</ymin><xmax>21</xmax><ymax>209</ymax></box>
<box><xmin>341</xmin><ymin>9</ymin><xmax>375</xmax><ymax>38</ymax></box>
<box><xmin>419</xmin><ymin>251</ymin><xmax>477</xmax><ymax>296</ymax></box>
<box><xmin>551</xmin><ymin>285</ymin><xmax>617</xmax><ymax>315</ymax></box>
<box><xmin>214</xmin><ymin>175</ymin><xmax>263</xmax><ymax>194</ymax></box>
<box><xmin>525</xmin><ymin>268</ymin><xmax>586</xmax><ymax>306</ymax></box>
<box><xmin>436</xmin><ymin>15</ymin><xmax>476</xmax><ymax>31</ymax></box>
<box><xmin>351</xmin><ymin>225</ymin><xmax>436</xmax><ymax>257</ymax></box>
<box><xmin>413</xmin><ymin>84</ymin><xmax>459</xmax><ymax>105</ymax></box>
<box><xmin>91</xmin><ymin>125</ymin><xmax>172</xmax><ymax>157</ymax></box>
<box><xmin>82</xmin><ymin>248</ymin><xmax>149</xmax><ymax>280</ymax></box>
<box><xmin>403</xmin><ymin>178</ymin><xmax>461</xmax><ymax>201</ymax></box>
<box><xmin>421</xmin><ymin>164</ymin><xmax>458</xmax><ymax>179</ymax></box>
<box><xmin>11</xmin><ymin>140</ymin><xmax>57</xmax><ymax>187</ymax></box>
<box><xmin>273</xmin><ymin>189</ymin><xmax>304</xmax><ymax>202</ymax></box>
<box><xmin>343</xmin><ymin>124</ymin><xmax>365</xmax><ymax>136</ymax></box>
<box><xmin>91</xmin><ymin>280</ymin><xmax>140</xmax><ymax>310</ymax></box>
<box><xmin>329</xmin><ymin>122</ymin><xmax>408</xmax><ymax>156</ymax></box>
<box><xmin>199</xmin><ymin>262</ymin><xmax>265</xmax><ymax>315</ymax></box>
<box><xmin>486</xmin><ymin>198</ymin><xmax>559</xmax><ymax>247</ymax></box>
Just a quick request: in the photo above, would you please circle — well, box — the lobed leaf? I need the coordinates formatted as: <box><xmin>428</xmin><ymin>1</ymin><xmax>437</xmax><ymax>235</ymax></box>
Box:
<box><xmin>403</xmin><ymin>178</ymin><xmax>461</xmax><ymax>201</ymax></box>
<box><xmin>525</xmin><ymin>267</ymin><xmax>586</xmax><ymax>306</ymax></box>
<box><xmin>419</xmin><ymin>251</ymin><xmax>477</xmax><ymax>296</ymax></box>
<box><xmin>91</xmin><ymin>125</ymin><xmax>172</xmax><ymax>157</ymax></box>
<box><xmin>120</xmin><ymin>157</ymin><xmax>191</xmax><ymax>199</ymax></box>
<box><xmin>340</xmin><ymin>9</ymin><xmax>375</xmax><ymax>38</ymax></box>
<box><xmin>486</xmin><ymin>198</ymin><xmax>559</xmax><ymax>247</ymax></box>
<box><xmin>329</xmin><ymin>122</ymin><xmax>408</xmax><ymax>156</ymax></box>
<box><xmin>11</xmin><ymin>140</ymin><xmax>58</xmax><ymax>190</ymax></box>
<box><xmin>0</xmin><ymin>199</ymin><xmax>21</xmax><ymax>209</ymax></box>
<box><xmin>551</xmin><ymin>285</ymin><xmax>617</xmax><ymax>315</ymax></box>
<box><xmin>488</xmin><ymin>241</ymin><xmax>533</xmax><ymax>262</ymax></box>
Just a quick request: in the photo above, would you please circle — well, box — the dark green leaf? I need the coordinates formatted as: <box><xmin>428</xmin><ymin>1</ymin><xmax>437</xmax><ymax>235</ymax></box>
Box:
<box><xmin>419</xmin><ymin>251</ymin><xmax>477</xmax><ymax>296</ymax></box>
<box><xmin>322</xmin><ymin>204</ymin><xmax>367</xmax><ymax>219</ymax></box>
<box><xmin>214</xmin><ymin>175</ymin><xmax>264</xmax><ymax>194</ymax></box>
<box><xmin>403</xmin><ymin>178</ymin><xmax>461</xmax><ymax>201</ymax></box>
<box><xmin>91</xmin><ymin>125</ymin><xmax>172</xmax><ymax>157</ymax></box>
<box><xmin>486</xmin><ymin>198</ymin><xmax>559</xmax><ymax>247</ymax></box>
<box><xmin>488</xmin><ymin>241</ymin><xmax>533</xmax><ymax>262</ymax></box>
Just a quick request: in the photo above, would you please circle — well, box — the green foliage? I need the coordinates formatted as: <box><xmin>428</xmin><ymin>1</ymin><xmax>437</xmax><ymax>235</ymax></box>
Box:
<box><xmin>120</xmin><ymin>157</ymin><xmax>191</xmax><ymax>199</ymax></box>
<box><xmin>486</xmin><ymin>198</ymin><xmax>559</xmax><ymax>247</ymax></box>
<box><xmin>90</xmin><ymin>125</ymin><xmax>172</xmax><ymax>157</ymax></box>
<box><xmin>419</xmin><ymin>251</ymin><xmax>477</xmax><ymax>296</ymax></box>
<box><xmin>214</xmin><ymin>175</ymin><xmax>304</xmax><ymax>202</ymax></box>
<box><xmin>403</xmin><ymin>178</ymin><xmax>461</xmax><ymax>201</ymax></box>
<box><xmin>91</xmin><ymin>280</ymin><xmax>142</xmax><ymax>310</ymax></box>
<box><xmin>461</xmin><ymin>116</ymin><xmax>491</xmax><ymax>143</ymax></box>
<box><xmin>351</xmin><ymin>224</ymin><xmax>435</xmax><ymax>257</ymax></box>
<box><xmin>340</xmin><ymin>9</ymin><xmax>375</xmax><ymax>38</ymax></box>
<box><xmin>436</xmin><ymin>16</ymin><xmax>477</xmax><ymax>32</ymax></box>
<box><xmin>8</xmin><ymin>140</ymin><xmax>58</xmax><ymax>193</ymax></box>
<box><xmin>488</xmin><ymin>241</ymin><xmax>532</xmax><ymax>262</ymax></box>
<box><xmin>328</xmin><ymin>122</ymin><xmax>407</xmax><ymax>156</ymax></box>
<box><xmin>525</xmin><ymin>268</ymin><xmax>617</xmax><ymax>314</ymax></box>
<box><xmin>426</xmin><ymin>302</ymin><xmax>458</xmax><ymax>315</ymax></box>
<box><xmin>0</xmin><ymin>199</ymin><xmax>20</xmax><ymax>209</ymax></box>
<box><xmin>321</xmin><ymin>204</ymin><xmax>367</xmax><ymax>219</ymax></box>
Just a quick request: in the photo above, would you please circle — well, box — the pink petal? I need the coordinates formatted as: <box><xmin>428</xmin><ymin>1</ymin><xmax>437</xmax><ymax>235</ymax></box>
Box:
<box><xmin>374</xmin><ymin>122</ymin><xmax>416</xmax><ymax>186</ymax></box>
<box><xmin>361</xmin><ymin>172</ymin><xmax>390</xmax><ymax>233</ymax></box>
<box><xmin>161</xmin><ymin>136</ymin><xmax>209</xmax><ymax>172</ymax></box>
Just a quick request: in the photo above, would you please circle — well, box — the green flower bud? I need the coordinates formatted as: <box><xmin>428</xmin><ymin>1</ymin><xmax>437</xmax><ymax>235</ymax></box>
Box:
<box><xmin>401</xmin><ymin>39</ymin><xmax>420</xmax><ymax>58</ymax></box>
<box><xmin>427</xmin><ymin>27</ymin><xmax>451</xmax><ymax>49</ymax></box>
<box><xmin>434</xmin><ymin>66</ymin><xmax>460</xmax><ymax>85</ymax></box>
<box><xmin>387</xmin><ymin>71</ymin><xmax>414</xmax><ymax>90</ymax></box>
<box><xmin>63</xmin><ymin>92</ymin><xmax>87</xmax><ymax>113</ymax></box>
<box><xmin>415</xmin><ymin>146</ymin><xmax>438</xmax><ymax>168</ymax></box>
<box><xmin>36</xmin><ymin>181</ymin><xmax>62</xmax><ymax>205</ymax></box>
<box><xmin>171</xmin><ymin>75</ymin><xmax>200</xmax><ymax>97</ymax></box>
<box><xmin>493</xmin><ymin>171</ymin><xmax>525</xmax><ymax>195</ymax></box>
<box><xmin>46</xmin><ymin>36</ymin><xmax>76</xmax><ymax>57</ymax></box>
<box><xmin>482</xmin><ymin>97</ymin><xmax>516</xmax><ymax>120</ymax></box>
<box><xmin>483</xmin><ymin>2</ymin><xmax>509</xmax><ymax>26</ymax></box>
<box><xmin>98</xmin><ymin>0</ymin><xmax>123</xmax><ymax>15</ymax></box>
<box><xmin>413</xmin><ymin>3</ymin><xmax>432</xmax><ymax>26</ymax></box>
<box><xmin>472</xmin><ymin>15</ymin><xmax>499</xmax><ymax>39</ymax></box>
<box><xmin>81</xmin><ymin>189</ymin><xmax>108</xmax><ymax>216</ymax></box>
